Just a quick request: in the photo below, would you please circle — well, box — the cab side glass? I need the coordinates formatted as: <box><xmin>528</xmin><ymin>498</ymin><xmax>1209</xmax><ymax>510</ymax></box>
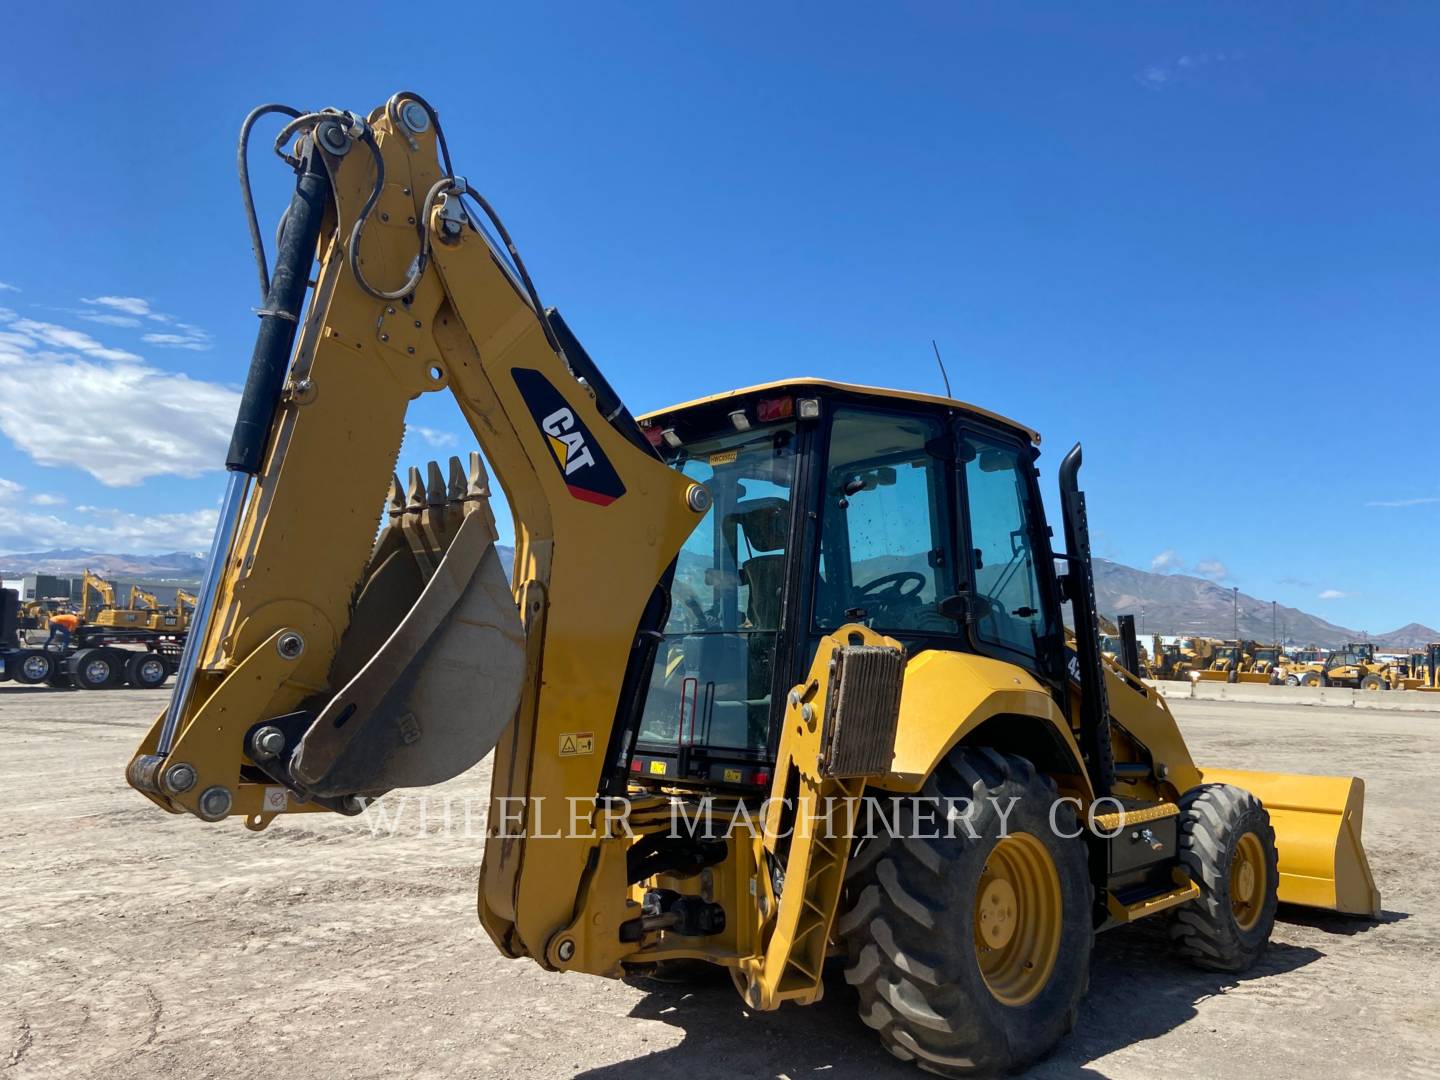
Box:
<box><xmin>961</xmin><ymin>436</ymin><xmax>1054</xmax><ymax>661</ymax></box>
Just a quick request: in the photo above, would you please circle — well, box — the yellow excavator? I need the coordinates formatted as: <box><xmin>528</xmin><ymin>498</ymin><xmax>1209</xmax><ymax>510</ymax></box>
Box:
<box><xmin>174</xmin><ymin>588</ymin><xmax>198</xmax><ymax>630</ymax></box>
<box><xmin>124</xmin><ymin>94</ymin><xmax>1380</xmax><ymax>1076</ymax></box>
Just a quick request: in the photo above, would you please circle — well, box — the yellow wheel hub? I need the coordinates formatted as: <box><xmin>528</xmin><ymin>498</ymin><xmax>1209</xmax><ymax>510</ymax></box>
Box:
<box><xmin>974</xmin><ymin>833</ymin><xmax>1062</xmax><ymax>1007</ymax></box>
<box><xmin>1230</xmin><ymin>832</ymin><xmax>1267</xmax><ymax>931</ymax></box>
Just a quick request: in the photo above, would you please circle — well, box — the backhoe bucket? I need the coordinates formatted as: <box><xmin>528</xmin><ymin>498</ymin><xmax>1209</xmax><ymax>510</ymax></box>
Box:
<box><xmin>289</xmin><ymin>455</ymin><xmax>526</xmax><ymax>798</ymax></box>
<box><xmin>1199</xmin><ymin>766</ymin><xmax>1380</xmax><ymax>917</ymax></box>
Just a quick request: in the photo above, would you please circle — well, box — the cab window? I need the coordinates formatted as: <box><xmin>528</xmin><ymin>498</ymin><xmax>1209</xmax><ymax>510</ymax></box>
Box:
<box><xmin>960</xmin><ymin>433</ymin><xmax>1055</xmax><ymax>663</ymax></box>
<box><xmin>636</xmin><ymin>425</ymin><xmax>796</xmax><ymax>754</ymax></box>
<box><xmin>814</xmin><ymin>409</ymin><xmax>957</xmax><ymax>635</ymax></box>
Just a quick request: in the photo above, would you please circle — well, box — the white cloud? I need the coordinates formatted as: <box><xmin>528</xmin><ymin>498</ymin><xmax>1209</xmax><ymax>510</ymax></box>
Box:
<box><xmin>1137</xmin><ymin>66</ymin><xmax>1170</xmax><ymax>90</ymax></box>
<box><xmin>32</xmin><ymin>493</ymin><xmax>66</xmax><ymax>507</ymax></box>
<box><xmin>1317</xmin><ymin>589</ymin><xmax>1348</xmax><ymax>601</ymax></box>
<box><xmin>7</xmin><ymin>317</ymin><xmax>141</xmax><ymax>363</ymax></box>
<box><xmin>1194</xmin><ymin>559</ymin><xmax>1230</xmax><ymax>582</ymax></box>
<box><xmin>142</xmin><ymin>323</ymin><xmax>211</xmax><ymax>351</ymax></box>
<box><xmin>0</xmin><ymin>320</ymin><xmax>239</xmax><ymax>485</ymax></box>
<box><xmin>408</xmin><ymin>424</ymin><xmax>458</xmax><ymax>449</ymax></box>
<box><xmin>1136</xmin><ymin>51</ymin><xmax>1237</xmax><ymax>91</ymax></box>
<box><xmin>79</xmin><ymin>312</ymin><xmax>143</xmax><ymax>328</ymax></box>
<box><xmin>1364</xmin><ymin>495</ymin><xmax>1440</xmax><ymax>508</ymax></box>
<box><xmin>0</xmin><ymin>282</ymin><xmax>18</xmax><ymax>293</ymax></box>
<box><xmin>1150</xmin><ymin>549</ymin><xmax>1184</xmax><ymax>572</ymax></box>
<box><xmin>81</xmin><ymin>295</ymin><xmax>154</xmax><ymax>317</ymax></box>
<box><xmin>0</xmin><ymin>482</ymin><xmax>218</xmax><ymax>554</ymax></box>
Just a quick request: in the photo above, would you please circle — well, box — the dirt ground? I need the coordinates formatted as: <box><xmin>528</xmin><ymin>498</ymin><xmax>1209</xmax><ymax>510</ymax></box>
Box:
<box><xmin>2</xmin><ymin>686</ymin><xmax>1437</xmax><ymax>1080</ymax></box>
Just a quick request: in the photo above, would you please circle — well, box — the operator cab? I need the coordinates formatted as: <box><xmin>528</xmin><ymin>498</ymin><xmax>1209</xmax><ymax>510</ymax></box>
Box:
<box><xmin>629</xmin><ymin>380</ymin><xmax>1064</xmax><ymax>790</ymax></box>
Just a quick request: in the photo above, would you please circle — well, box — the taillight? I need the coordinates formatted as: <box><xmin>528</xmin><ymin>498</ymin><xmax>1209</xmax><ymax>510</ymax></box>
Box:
<box><xmin>756</xmin><ymin>397</ymin><xmax>793</xmax><ymax>422</ymax></box>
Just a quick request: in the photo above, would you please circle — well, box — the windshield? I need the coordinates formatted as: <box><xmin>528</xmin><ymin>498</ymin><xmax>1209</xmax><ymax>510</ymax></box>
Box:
<box><xmin>636</xmin><ymin>424</ymin><xmax>797</xmax><ymax>754</ymax></box>
<box><xmin>1254</xmin><ymin>649</ymin><xmax>1278</xmax><ymax>663</ymax></box>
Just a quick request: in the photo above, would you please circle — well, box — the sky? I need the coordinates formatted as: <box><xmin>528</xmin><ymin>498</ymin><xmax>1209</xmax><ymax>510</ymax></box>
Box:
<box><xmin>0</xmin><ymin>2</ymin><xmax>1436</xmax><ymax>634</ymax></box>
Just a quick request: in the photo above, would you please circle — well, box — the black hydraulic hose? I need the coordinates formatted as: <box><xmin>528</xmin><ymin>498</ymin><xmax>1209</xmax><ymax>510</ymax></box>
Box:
<box><xmin>226</xmin><ymin>146</ymin><xmax>332</xmax><ymax>474</ymax></box>
<box><xmin>237</xmin><ymin>103</ymin><xmax>303</xmax><ymax>300</ymax></box>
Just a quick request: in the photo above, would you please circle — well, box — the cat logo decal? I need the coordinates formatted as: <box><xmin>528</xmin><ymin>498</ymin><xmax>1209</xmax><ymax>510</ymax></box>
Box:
<box><xmin>512</xmin><ymin>367</ymin><xmax>626</xmax><ymax>506</ymax></box>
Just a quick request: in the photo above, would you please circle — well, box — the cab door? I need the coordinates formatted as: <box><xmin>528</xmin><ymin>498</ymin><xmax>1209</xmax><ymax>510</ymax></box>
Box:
<box><xmin>954</xmin><ymin>427</ymin><xmax>1064</xmax><ymax>683</ymax></box>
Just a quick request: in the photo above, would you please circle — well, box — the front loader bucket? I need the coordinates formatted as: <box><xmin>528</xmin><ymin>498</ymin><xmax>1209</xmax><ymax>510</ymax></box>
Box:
<box><xmin>1199</xmin><ymin>767</ymin><xmax>1380</xmax><ymax>917</ymax></box>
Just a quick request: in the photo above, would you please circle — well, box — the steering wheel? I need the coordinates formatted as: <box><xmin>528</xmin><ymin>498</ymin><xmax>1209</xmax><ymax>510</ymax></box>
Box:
<box><xmin>855</xmin><ymin>571</ymin><xmax>926</xmax><ymax>604</ymax></box>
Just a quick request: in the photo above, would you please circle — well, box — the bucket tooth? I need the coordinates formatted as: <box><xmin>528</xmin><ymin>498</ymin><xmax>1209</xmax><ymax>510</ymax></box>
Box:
<box><xmin>466</xmin><ymin>451</ymin><xmax>491</xmax><ymax>500</ymax></box>
<box><xmin>446</xmin><ymin>456</ymin><xmax>466</xmax><ymax>502</ymax></box>
<box><xmin>387</xmin><ymin>472</ymin><xmax>405</xmax><ymax>517</ymax></box>
<box><xmin>425</xmin><ymin>459</ymin><xmax>447</xmax><ymax>506</ymax></box>
<box><xmin>405</xmin><ymin>467</ymin><xmax>426</xmax><ymax>514</ymax></box>
<box><xmin>402</xmin><ymin>466</ymin><xmax>438</xmax><ymax>577</ymax></box>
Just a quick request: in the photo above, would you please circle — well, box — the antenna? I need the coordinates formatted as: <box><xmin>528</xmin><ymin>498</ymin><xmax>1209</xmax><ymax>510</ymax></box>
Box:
<box><xmin>931</xmin><ymin>339</ymin><xmax>952</xmax><ymax>398</ymax></box>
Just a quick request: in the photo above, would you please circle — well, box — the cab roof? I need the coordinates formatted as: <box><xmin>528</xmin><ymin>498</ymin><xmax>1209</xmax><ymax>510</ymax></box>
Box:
<box><xmin>639</xmin><ymin>378</ymin><xmax>1041</xmax><ymax>445</ymax></box>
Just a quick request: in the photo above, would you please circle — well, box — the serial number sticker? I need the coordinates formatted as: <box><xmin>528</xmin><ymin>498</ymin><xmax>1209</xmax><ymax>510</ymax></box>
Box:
<box><xmin>723</xmin><ymin>768</ymin><xmax>743</xmax><ymax>783</ymax></box>
<box><xmin>708</xmin><ymin>449</ymin><xmax>739</xmax><ymax>466</ymax></box>
<box><xmin>262</xmin><ymin>787</ymin><xmax>289</xmax><ymax>812</ymax></box>
<box><xmin>648</xmin><ymin>759</ymin><xmax>668</xmax><ymax>775</ymax></box>
<box><xmin>559</xmin><ymin>732</ymin><xmax>595</xmax><ymax>757</ymax></box>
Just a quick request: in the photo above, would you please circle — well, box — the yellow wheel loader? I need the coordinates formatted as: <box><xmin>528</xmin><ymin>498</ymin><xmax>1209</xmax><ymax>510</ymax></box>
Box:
<box><xmin>125</xmin><ymin>94</ymin><xmax>1381</xmax><ymax>1077</ymax></box>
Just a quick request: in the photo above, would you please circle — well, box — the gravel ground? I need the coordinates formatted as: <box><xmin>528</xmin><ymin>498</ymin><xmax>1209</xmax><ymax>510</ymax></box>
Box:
<box><xmin>2</xmin><ymin>686</ymin><xmax>1436</xmax><ymax>1079</ymax></box>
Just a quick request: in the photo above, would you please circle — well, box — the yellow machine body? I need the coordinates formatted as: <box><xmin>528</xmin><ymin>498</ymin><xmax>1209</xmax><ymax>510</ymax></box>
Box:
<box><xmin>120</xmin><ymin>93</ymin><xmax>1381</xmax><ymax>1075</ymax></box>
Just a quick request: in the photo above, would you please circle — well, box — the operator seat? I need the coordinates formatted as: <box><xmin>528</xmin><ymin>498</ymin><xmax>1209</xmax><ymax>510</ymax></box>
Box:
<box><xmin>728</xmin><ymin>497</ymin><xmax>790</xmax><ymax>630</ymax></box>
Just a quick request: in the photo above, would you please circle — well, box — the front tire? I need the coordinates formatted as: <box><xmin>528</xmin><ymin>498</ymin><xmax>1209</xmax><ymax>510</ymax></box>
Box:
<box><xmin>1359</xmin><ymin>674</ymin><xmax>1385</xmax><ymax>691</ymax></box>
<box><xmin>1170</xmin><ymin>784</ymin><xmax>1278</xmax><ymax>972</ymax></box>
<box><xmin>838</xmin><ymin>748</ymin><xmax>1093</xmax><ymax>1076</ymax></box>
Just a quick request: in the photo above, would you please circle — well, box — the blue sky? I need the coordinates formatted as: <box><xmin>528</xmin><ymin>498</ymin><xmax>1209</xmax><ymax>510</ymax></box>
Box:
<box><xmin>0</xmin><ymin>2</ymin><xmax>1436</xmax><ymax>634</ymax></box>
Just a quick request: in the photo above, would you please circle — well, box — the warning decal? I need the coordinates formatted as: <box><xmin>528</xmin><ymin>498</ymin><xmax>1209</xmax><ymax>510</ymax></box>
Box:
<box><xmin>559</xmin><ymin>731</ymin><xmax>595</xmax><ymax>757</ymax></box>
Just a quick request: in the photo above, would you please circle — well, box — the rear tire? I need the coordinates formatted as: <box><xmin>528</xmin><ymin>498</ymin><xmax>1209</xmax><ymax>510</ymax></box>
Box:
<box><xmin>838</xmin><ymin>748</ymin><xmax>1093</xmax><ymax>1076</ymax></box>
<box><xmin>125</xmin><ymin>651</ymin><xmax>170</xmax><ymax>689</ymax></box>
<box><xmin>11</xmin><ymin>649</ymin><xmax>55</xmax><ymax>685</ymax></box>
<box><xmin>1284</xmin><ymin>675</ymin><xmax>1299</xmax><ymax>686</ymax></box>
<box><xmin>1298</xmin><ymin>672</ymin><xmax>1320</xmax><ymax>688</ymax></box>
<box><xmin>1170</xmin><ymin>784</ymin><xmax>1278</xmax><ymax>973</ymax></box>
<box><xmin>70</xmin><ymin>648</ymin><xmax>122</xmax><ymax>689</ymax></box>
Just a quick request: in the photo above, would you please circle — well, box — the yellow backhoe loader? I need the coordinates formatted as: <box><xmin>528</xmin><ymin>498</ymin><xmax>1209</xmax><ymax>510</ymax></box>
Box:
<box><xmin>1236</xmin><ymin>641</ymin><xmax>1284</xmax><ymax>685</ymax></box>
<box><xmin>1193</xmin><ymin>639</ymin><xmax>1244</xmax><ymax>683</ymax></box>
<box><xmin>124</xmin><ymin>94</ymin><xmax>1380</xmax><ymax>1076</ymax></box>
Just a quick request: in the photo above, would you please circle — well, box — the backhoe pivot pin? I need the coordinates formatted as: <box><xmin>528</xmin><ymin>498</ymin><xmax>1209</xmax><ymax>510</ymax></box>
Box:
<box><xmin>161</xmin><ymin>762</ymin><xmax>197</xmax><ymax>795</ymax></box>
<box><xmin>198</xmin><ymin>786</ymin><xmax>233</xmax><ymax>822</ymax></box>
<box><xmin>250</xmin><ymin>726</ymin><xmax>286</xmax><ymax>762</ymax></box>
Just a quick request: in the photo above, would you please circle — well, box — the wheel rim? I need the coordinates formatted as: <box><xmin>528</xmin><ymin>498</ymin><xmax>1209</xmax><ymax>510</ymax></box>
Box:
<box><xmin>1230</xmin><ymin>832</ymin><xmax>1267</xmax><ymax>931</ymax></box>
<box><xmin>139</xmin><ymin>659</ymin><xmax>165</xmax><ymax>682</ymax></box>
<box><xmin>22</xmin><ymin>655</ymin><xmax>49</xmax><ymax>680</ymax></box>
<box><xmin>974</xmin><ymin>832</ymin><xmax>1062</xmax><ymax>1007</ymax></box>
<box><xmin>85</xmin><ymin>659</ymin><xmax>111</xmax><ymax>683</ymax></box>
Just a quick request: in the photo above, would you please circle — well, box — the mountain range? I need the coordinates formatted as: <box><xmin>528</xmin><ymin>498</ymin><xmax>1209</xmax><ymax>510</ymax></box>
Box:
<box><xmin>1092</xmin><ymin>559</ymin><xmax>1436</xmax><ymax>650</ymax></box>
<box><xmin>3</xmin><ymin>548</ymin><xmax>1433</xmax><ymax>650</ymax></box>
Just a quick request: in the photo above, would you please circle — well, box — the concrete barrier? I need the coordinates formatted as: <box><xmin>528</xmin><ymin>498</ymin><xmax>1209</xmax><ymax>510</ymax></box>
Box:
<box><xmin>1145</xmin><ymin>679</ymin><xmax>1440</xmax><ymax>714</ymax></box>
